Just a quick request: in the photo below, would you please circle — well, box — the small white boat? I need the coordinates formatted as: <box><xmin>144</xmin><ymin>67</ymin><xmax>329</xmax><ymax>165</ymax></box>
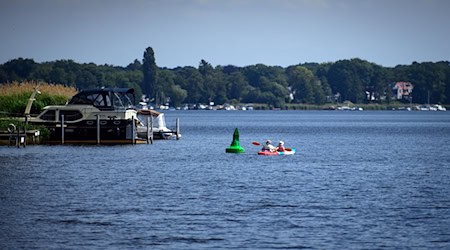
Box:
<box><xmin>416</xmin><ymin>105</ymin><xmax>446</xmax><ymax>111</ymax></box>
<box><xmin>136</xmin><ymin>109</ymin><xmax>180</xmax><ymax>140</ymax></box>
<box><xmin>434</xmin><ymin>104</ymin><xmax>447</xmax><ymax>111</ymax></box>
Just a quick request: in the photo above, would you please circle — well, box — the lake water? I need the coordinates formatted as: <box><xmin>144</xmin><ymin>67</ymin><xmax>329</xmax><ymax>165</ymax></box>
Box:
<box><xmin>1</xmin><ymin>110</ymin><xmax>450</xmax><ymax>249</ymax></box>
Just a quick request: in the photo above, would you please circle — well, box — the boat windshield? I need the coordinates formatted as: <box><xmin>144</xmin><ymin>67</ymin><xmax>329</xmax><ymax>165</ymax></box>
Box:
<box><xmin>68</xmin><ymin>88</ymin><xmax>135</xmax><ymax>110</ymax></box>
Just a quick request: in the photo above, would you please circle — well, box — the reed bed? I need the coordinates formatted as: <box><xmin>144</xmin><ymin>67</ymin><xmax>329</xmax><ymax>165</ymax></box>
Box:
<box><xmin>0</xmin><ymin>81</ymin><xmax>77</xmax><ymax>97</ymax></box>
<box><xmin>0</xmin><ymin>81</ymin><xmax>77</xmax><ymax>117</ymax></box>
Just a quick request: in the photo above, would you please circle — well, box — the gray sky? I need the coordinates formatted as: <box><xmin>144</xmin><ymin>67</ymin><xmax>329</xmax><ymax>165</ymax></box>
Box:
<box><xmin>1</xmin><ymin>0</ymin><xmax>449</xmax><ymax>68</ymax></box>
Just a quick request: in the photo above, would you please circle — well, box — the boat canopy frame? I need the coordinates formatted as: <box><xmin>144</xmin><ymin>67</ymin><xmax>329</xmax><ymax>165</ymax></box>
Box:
<box><xmin>68</xmin><ymin>88</ymin><xmax>135</xmax><ymax>111</ymax></box>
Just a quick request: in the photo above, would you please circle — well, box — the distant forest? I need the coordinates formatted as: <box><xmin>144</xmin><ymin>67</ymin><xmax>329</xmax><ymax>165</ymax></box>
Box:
<box><xmin>1</xmin><ymin>47</ymin><xmax>450</xmax><ymax>107</ymax></box>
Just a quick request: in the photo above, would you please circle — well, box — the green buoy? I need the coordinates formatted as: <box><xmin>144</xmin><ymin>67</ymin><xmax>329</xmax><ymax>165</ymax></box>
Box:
<box><xmin>226</xmin><ymin>128</ymin><xmax>245</xmax><ymax>153</ymax></box>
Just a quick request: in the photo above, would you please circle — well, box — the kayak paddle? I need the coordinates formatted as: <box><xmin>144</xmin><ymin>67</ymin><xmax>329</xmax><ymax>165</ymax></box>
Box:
<box><xmin>253</xmin><ymin>141</ymin><xmax>293</xmax><ymax>151</ymax></box>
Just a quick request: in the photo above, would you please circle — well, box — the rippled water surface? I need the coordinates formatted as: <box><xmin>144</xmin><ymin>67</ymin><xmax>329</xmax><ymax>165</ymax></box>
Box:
<box><xmin>1</xmin><ymin>111</ymin><xmax>450</xmax><ymax>249</ymax></box>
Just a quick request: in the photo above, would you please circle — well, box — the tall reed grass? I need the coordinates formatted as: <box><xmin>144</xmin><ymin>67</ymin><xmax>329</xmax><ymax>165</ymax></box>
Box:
<box><xmin>0</xmin><ymin>81</ymin><xmax>78</xmax><ymax>117</ymax></box>
<box><xmin>0</xmin><ymin>81</ymin><xmax>77</xmax><ymax>97</ymax></box>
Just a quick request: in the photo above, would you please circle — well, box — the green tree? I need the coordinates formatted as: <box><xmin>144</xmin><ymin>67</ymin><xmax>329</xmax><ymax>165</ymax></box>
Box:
<box><xmin>199</xmin><ymin>60</ymin><xmax>216</xmax><ymax>103</ymax></box>
<box><xmin>169</xmin><ymin>84</ymin><xmax>187</xmax><ymax>107</ymax></box>
<box><xmin>142</xmin><ymin>47</ymin><xmax>158</xmax><ymax>99</ymax></box>
<box><xmin>127</xmin><ymin>59</ymin><xmax>142</xmax><ymax>71</ymax></box>
<box><xmin>260</xmin><ymin>76</ymin><xmax>288</xmax><ymax>105</ymax></box>
<box><xmin>186</xmin><ymin>70</ymin><xmax>205</xmax><ymax>104</ymax></box>
<box><xmin>3</xmin><ymin>58</ymin><xmax>36</xmax><ymax>81</ymax></box>
<box><xmin>227</xmin><ymin>71</ymin><xmax>249</xmax><ymax>102</ymax></box>
<box><xmin>49</xmin><ymin>68</ymin><xmax>68</xmax><ymax>84</ymax></box>
<box><xmin>369</xmin><ymin>65</ymin><xmax>391</xmax><ymax>103</ymax></box>
<box><xmin>213</xmin><ymin>66</ymin><xmax>228</xmax><ymax>104</ymax></box>
<box><xmin>0</xmin><ymin>66</ymin><xmax>7</xmax><ymax>83</ymax></box>
<box><xmin>171</xmin><ymin>66</ymin><xmax>203</xmax><ymax>104</ymax></box>
<box><xmin>287</xmin><ymin>66</ymin><xmax>316</xmax><ymax>104</ymax></box>
<box><xmin>444</xmin><ymin>62</ymin><xmax>450</xmax><ymax>104</ymax></box>
<box><xmin>30</xmin><ymin>63</ymin><xmax>52</xmax><ymax>82</ymax></box>
<box><xmin>157</xmin><ymin>69</ymin><xmax>187</xmax><ymax>106</ymax></box>
<box><xmin>327</xmin><ymin>59</ymin><xmax>371</xmax><ymax>103</ymax></box>
<box><xmin>405</xmin><ymin>61</ymin><xmax>448</xmax><ymax>104</ymax></box>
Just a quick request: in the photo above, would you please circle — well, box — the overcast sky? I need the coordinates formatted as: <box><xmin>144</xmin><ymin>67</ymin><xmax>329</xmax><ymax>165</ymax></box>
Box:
<box><xmin>1</xmin><ymin>0</ymin><xmax>449</xmax><ymax>68</ymax></box>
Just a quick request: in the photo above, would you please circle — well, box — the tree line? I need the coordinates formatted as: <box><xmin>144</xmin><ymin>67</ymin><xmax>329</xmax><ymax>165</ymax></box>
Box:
<box><xmin>1</xmin><ymin>47</ymin><xmax>450</xmax><ymax>107</ymax></box>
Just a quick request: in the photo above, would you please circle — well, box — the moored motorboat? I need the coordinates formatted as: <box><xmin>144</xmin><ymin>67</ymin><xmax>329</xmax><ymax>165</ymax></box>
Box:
<box><xmin>25</xmin><ymin>88</ymin><xmax>147</xmax><ymax>144</ymax></box>
<box><xmin>136</xmin><ymin>109</ymin><xmax>180</xmax><ymax>140</ymax></box>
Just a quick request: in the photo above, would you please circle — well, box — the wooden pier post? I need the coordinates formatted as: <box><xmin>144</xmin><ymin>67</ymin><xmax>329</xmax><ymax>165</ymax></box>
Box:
<box><xmin>61</xmin><ymin>114</ymin><xmax>65</xmax><ymax>145</ymax></box>
<box><xmin>21</xmin><ymin>124</ymin><xmax>26</xmax><ymax>147</ymax></box>
<box><xmin>16</xmin><ymin>126</ymin><xmax>20</xmax><ymax>148</ymax></box>
<box><xmin>146</xmin><ymin>116</ymin><xmax>150</xmax><ymax>144</ymax></box>
<box><xmin>96</xmin><ymin>115</ymin><xmax>100</xmax><ymax>145</ymax></box>
<box><xmin>176</xmin><ymin>118</ymin><xmax>180</xmax><ymax>140</ymax></box>
<box><xmin>131</xmin><ymin>117</ymin><xmax>135</xmax><ymax>144</ymax></box>
<box><xmin>146</xmin><ymin>116</ymin><xmax>154</xmax><ymax>144</ymax></box>
<box><xmin>14</xmin><ymin>124</ymin><xmax>26</xmax><ymax>148</ymax></box>
<box><xmin>150</xmin><ymin>115</ymin><xmax>154</xmax><ymax>144</ymax></box>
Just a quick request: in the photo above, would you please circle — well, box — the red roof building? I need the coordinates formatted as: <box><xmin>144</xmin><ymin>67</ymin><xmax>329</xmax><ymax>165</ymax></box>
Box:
<box><xmin>393</xmin><ymin>82</ymin><xmax>414</xmax><ymax>100</ymax></box>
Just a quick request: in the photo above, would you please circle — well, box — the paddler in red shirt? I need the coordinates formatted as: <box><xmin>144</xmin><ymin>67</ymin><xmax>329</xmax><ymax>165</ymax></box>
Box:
<box><xmin>276</xmin><ymin>141</ymin><xmax>285</xmax><ymax>152</ymax></box>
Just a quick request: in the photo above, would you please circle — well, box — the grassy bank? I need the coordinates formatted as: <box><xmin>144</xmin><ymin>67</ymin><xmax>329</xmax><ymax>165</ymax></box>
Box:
<box><xmin>0</xmin><ymin>82</ymin><xmax>77</xmax><ymax>133</ymax></box>
<box><xmin>0</xmin><ymin>81</ymin><xmax>77</xmax><ymax>117</ymax></box>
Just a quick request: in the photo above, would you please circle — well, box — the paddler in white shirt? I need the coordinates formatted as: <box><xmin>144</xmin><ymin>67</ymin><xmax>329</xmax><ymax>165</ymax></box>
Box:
<box><xmin>262</xmin><ymin>140</ymin><xmax>276</xmax><ymax>152</ymax></box>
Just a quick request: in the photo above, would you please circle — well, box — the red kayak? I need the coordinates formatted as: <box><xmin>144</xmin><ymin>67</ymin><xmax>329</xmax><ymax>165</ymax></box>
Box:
<box><xmin>258</xmin><ymin>148</ymin><xmax>296</xmax><ymax>156</ymax></box>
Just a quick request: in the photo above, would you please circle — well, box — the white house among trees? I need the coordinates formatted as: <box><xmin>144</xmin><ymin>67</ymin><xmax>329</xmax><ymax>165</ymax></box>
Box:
<box><xmin>393</xmin><ymin>81</ymin><xmax>414</xmax><ymax>100</ymax></box>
